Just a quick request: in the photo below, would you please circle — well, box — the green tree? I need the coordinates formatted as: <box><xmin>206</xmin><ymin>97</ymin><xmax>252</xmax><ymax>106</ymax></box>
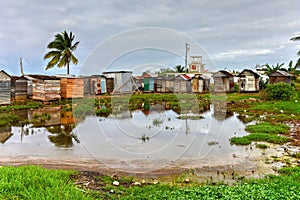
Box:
<box><xmin>285</xmin><ymin>60</ymin><xmax>300</xmax><ymax>78</ymax></box>
<box><xmin>44</xmin><ymin>31</ymin><xmax>80</xmax><ymax>74</ymax></box>
<box><xmin>261</xmin><ymin>63</ymin><xmax>285</xmax><ymax>74</ymax></box>
<box><xmin>290</xmin><ymin>36</ymin><xmax>300</xmax><ymax>67</ymax></box>
<box><xmin>173</xmin><ymin>65</ymin><xmax>185</xmax><ymax>73</ymax></box>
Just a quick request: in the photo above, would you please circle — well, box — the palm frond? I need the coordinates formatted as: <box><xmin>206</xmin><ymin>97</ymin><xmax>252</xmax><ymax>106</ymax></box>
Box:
<box><xmin>44</xmin><ymin>50</ymin><xmax>61</xmax><ymax>59</ymax></box>
<box><xmin>291</xmin><ymin>36</ymin><xmax>300</xmax><ymax>41</ymax></box>
<box><xmin>70</xmin><ymin>54</ymin><xmax>78</xmax><ymax>65</ymax></box>
<box><xmin>44</xmin><ymin>30</ymin><xmax>79</xmax><ymax>74</ymax></box>
<box><xmin>71</xmin><ymin>41</ymin><xmax>80</xmax><ymax>51</ymax></box>
<box><xmin>45</xmin><ymin>55</ymin><xmax>61</xmax><ymax>70</ymax></box>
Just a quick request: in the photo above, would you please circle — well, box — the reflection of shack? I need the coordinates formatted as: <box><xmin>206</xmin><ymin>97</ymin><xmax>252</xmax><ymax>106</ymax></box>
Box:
<box><xmin>0</xmin><ymin>126</ymin><xmax>12</xmax><ymax>144</ymax></box>
<box><xmin>173</xmin><ymin>74</ymin><xmax>192</xmax><ymax>93</ymax></box>
<box><xmin>268</xmin><ymin>71</ymin><xmax>292</xmax><ymax>84</ymax></box>
<box><xmin>0</xmin><ymin>70</ymin><xmax>11</xmax><ymax>105</ymax></box>
<box><xmin>25</xmin><ymin>75</ymin><xmax>61</xmax><ymax>101</ymax></box>
<box><xmin>143</xmin><ymin>73</ymin><xmax>158</xmax><ymax>92</ymax></box>
<box><xmin>103</xmin><ymin>71</ymin><xmax>132</xmax><ymax>94</ymax></box>
<box><xmin>11</xmin><ymin>76</ymin><xmax>29</xmax><ymax>101</ymax></box>
<box><xmin>59</xmin><ymin>75</ymin><xmax>84</xmax><ymax>99</ymax></box>
<box><xmin>28</xmin><ymin>107</ymin><xmax>61</xmax><ymax>127</ymax></box>
<box><xmin>211</xmin><ymin>100</ymin><xmax>233</xmax><ymax>121</ymax></box>
<box><xmin>61</xmin><ymin>111</ymin><xmax>83</xmax><ymax>124</ymax></box>
<box><xmin>192</xmin><ymin>74</ymin><xmax>210</xmax><ymax>93</ymax></box>
<box><xmin>212</xmin><ymin>70</ymin><xmax>234</xmax><ymax>93</ymax></box>
<box><xmin>132</xmin><ymin>76</ymin><xmax>144</xmax><ymax>91</ymax></box>
<box><xmin>156</xmin><ymin>76</ymin><xmax>173</xmax><ymax>93</ymax></box>
<box><xmin>237</xmin><ymin>69</ymin><xmax>260</xmax><ymax>92</ymax></box>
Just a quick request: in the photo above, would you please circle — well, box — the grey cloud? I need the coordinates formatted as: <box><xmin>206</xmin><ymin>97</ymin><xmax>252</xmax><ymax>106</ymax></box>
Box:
<box><xmin>1</xmin><ymin>0</ymin><xmax>300</xmax><ymax>75</ymax></box>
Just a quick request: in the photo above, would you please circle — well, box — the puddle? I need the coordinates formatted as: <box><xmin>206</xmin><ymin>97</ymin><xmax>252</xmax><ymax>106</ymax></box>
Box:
<box><xmin>0</xmin><ymin>101</ymin><xmax>256</xmax><ymax>173</ymax></box>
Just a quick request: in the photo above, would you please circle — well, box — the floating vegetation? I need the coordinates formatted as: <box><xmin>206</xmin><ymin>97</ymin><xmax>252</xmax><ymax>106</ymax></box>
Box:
<box><xmin>207</xmin><ymin>141</ymin><xmax>219</xmax><ymax>146</ymax></box>
<box><xmin>165</xmin><ymin>126</ymin><xmax>175</xmax><ymax>130</ymax></box>
<box><xmin>152</xmin><ymin>118</ymin><xmax>163</xmax><ymax>127</ymax></box>
<box><xmin>177</xmin><ymin>115</ymin><xmax>204</xmax><ymax>120</ymax></box>
<box><xmin>139</xmin><ymin>134</ymin><xmax>149</xmax><ymax>142</ymax></box>
<box><xmin>256</xmin><ymin>143</ymin><xmax>268</xmax><ymax>149</ymax></box>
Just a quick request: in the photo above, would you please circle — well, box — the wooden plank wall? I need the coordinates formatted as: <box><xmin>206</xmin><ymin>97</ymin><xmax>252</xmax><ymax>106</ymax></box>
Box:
<box><xmin>60</xmin><ymin>78</ymin><xmax>84</xmax><ymax>99</ymax></box>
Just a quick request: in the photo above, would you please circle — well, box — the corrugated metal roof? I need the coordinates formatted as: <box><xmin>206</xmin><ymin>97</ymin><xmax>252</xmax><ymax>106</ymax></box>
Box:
<box><xmin>268</xmin><ymin>70</ymin><xmax>293</xmax><ymax>77</ymax></box>
<box><xmin>238</xmin><ymin>69</ymin><xmax>260</xmax><ymax>78</ymax></box>
<box><xmin>26</xmin><ymin>75</ymin><xmax>60</xmax><ymax>80</ymax></box>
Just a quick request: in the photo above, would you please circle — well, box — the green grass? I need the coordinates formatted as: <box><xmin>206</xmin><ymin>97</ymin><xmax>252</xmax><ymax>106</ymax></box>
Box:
<box><xmin>245</xmin><ymin>122</ymin><xmax>290</xmax><ymax>134</ymax></box>
<box><xmin>230</xmin><ymin>133</ymin><xmax>292</xmax><ymax>145</ymax></box>
<box><xmin>0</xmin><ymin>166</ymin><xmax>91</xmax><ymax>200</ymax></box>
<box><xmin>0</xmin><ymin>114</ymin><xmax>19</xmax><ymax>127</ymax></box>
<box><xmin>256</xmin><ymin>143</ymin><xmax>269</xmax><ymax>149</ymax></box>
<box><xmin>1</xmin><ymin>166</ymin><xmax>300</xmax><ymax>199</ymax></box>
<box><xmin>0</xmin><ymin>100</ymin><xmax>43</xmax><ymax>112</ymax></box>
<box><xmin>95</xmin><ymin>167</ymin><xmax>300</xmax><ymax>199</ymax></box>
<box><xmin>226</xmin><ymin>93</ymin><xmax>260</xmax><ymax>102</ymax></box>
<box><xmin>250</xmin><ymin>101</ymin><xmax>300</xmax><ymax>115</ymax></box>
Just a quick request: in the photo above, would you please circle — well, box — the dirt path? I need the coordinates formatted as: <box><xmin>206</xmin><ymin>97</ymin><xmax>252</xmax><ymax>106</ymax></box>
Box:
<box><xmin>0</xmin><ymin>152</ymin><xmax>276</xmax><ymax>183</ymax></box>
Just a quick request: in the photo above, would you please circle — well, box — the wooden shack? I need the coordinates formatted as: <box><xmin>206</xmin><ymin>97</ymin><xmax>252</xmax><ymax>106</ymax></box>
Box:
<box><xmin>192</xmin><ymin>74</ymin><xmax>210</xmax><ymax>93</ymax></box>
<box><xmin>59</xmin><ymin>76</ymin><xmax>84</xmax><ymax>99</ymax></box>
<box><xmin>173</xmin><ymin>74</ymin><xmax>192</xmax><ymax>93</ymax></box>
<box><xmin>132</xmin><ymin>76</ymin><xmax>144</xmax><ymax>91</ymax></box>
<box><xmin>89</xmin><ymin>75</ymin><xmax>101</xmax><ymax>95</ymax></box>
<box><xmin>25</xmin><ymin>75</ymin><xmax>61</xmax><ymax>101</ymax></box>
<box><xmin>105</xmin><ymin>77</ymin><xmax>114</xmax><ymax>94</ymax></box>
<box><xmin>11</xmin><ymin>76</ymin><xmax>29</xmax><ymax>101</ymax></box>
<box><xmin>0</xmin><ymin>70</ymin><xmax>11</xmax><ymax>105</ymax></box>
<box><xmin>237</xmin><ymin>69</ymin><xmax>260</xmax><ymax>92</ymax></box>
<box><xmin>81</xmin><ymin>76</ymin><xmax>91</xmax><ymax>97</ymax></box>
<box><xmin>143</xmin><ymin>73</ymin><xmax>158</xmax><ymax>92</ymax></box>
<box><xmin>212</xmin><ymin>70</ymin><xmax>234</xmax><ymax>93</ymax></box>
<box><xmin>103</xmin><ymin>71</ymin><xmax>132</xmax><ymax>94</ymax></box>
<box><xmin>268</xmin><ymin>70</ymin><xmax>293</xmax><ymax>84</ymax></box>
<box><xmin>156</xmin><ymin>76</ymin><xmax>173</xmax><ymax>93</ymax></box>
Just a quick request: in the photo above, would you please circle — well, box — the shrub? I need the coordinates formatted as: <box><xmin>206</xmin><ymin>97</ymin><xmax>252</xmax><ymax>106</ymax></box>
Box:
<box><xmin>262</xmin><ymin>82</ymin><xmax>297</xmax><ymax>100</ymax></box>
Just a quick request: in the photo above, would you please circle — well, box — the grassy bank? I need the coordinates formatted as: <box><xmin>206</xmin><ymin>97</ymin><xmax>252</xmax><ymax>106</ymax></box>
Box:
<box><xmin>230</xmin><ymin>122</ymin><xmax>292</xmax><ymax>145</ymax></box>
<box><xmin>0</xmin><ymin>166</ymin><xmax>91</xmax><ymax>200</ymax></box>
<box><xmin>1</xmin><ymin>165</ymin><xmax>300</xmax><ymax>199</ymax></box>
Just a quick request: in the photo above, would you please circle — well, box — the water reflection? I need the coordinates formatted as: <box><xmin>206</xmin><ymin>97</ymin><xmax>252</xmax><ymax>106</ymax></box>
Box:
<box><xmin>0</xmin><ymin>126</ymin><xmax>12</xmax><ymax>144</ymax></box>
<box><xmin>2</xmin><ymin>106</ymin><xmax>81</xmax><ymax>147</ymax></box>
<box><xmin>47</xmin><ymin>124</ymin><xmax>80</xmax><ymax>147</ymax></box>
<box><xmin>0</xmin><ymin>100</ymin><xmax>252</xmax><ymax>173</ymax></box>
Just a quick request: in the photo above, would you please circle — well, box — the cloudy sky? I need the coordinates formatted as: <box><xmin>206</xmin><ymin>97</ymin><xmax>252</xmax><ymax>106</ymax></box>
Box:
<box><xmin>1</xmin><ymin>0</ymin><xmax>300</xmax><ymax>76</ymax></box>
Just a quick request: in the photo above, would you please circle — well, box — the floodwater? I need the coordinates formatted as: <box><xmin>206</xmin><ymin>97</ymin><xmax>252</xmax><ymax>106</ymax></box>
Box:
<box><xmin>0</xmin><ymin>101</ymin><xmax>257</xmax><ymax>173</ymax></box>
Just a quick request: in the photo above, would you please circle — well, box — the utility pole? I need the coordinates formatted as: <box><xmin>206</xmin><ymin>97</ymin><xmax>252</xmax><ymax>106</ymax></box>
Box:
<box><xmin>185</xmin><ymin>43</ymin><xmax>190</xmax><ymax>72</ymax></box>
<box><xmin>20</xmin><ymin>57</ymin><xmax>25</xmax><ymax>76</ymax></box>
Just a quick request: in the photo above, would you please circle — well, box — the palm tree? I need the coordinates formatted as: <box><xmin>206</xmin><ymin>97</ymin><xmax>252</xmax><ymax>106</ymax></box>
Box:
<box><xmin>173</xmin><ymin>65</ymin><xmax>185</xmax><ymax>73</ymax></box>
<box><xmin>44</xmin><ymin>31</ymin><xmax>80</xmax><ymax>74</ymax></box>
<box><xmin>291</xmin><ymin>36</ymin><xmax>300</xmax><ymax>67</ymax></box>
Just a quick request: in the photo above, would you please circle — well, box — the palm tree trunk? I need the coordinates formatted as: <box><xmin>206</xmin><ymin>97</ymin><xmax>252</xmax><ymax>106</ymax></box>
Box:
<box><xmin>67</xmin><ymin>62</ymin><xmax>70</xmax><ymax>75</ymax></box>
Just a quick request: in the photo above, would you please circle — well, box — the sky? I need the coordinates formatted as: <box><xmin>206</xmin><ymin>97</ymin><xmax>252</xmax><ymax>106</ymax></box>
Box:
<box><xmin>1</xmin><ymin>0</ymin><xmax>300</xmax><ymax>76</ymax></box>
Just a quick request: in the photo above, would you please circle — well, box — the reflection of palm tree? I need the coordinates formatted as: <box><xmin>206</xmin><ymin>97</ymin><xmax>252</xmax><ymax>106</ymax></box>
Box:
<box><xmin>47</xmin><ymin>124</ymin><xmax>79</xmax><ymax>147</ymax></box>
